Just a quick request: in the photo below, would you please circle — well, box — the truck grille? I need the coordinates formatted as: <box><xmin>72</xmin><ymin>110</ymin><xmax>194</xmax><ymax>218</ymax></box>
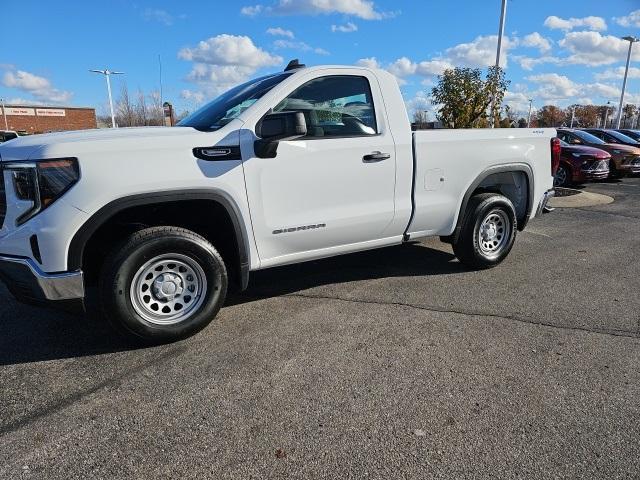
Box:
<box><xmin>0</xmin><ymin>165</ymin><xmax>6</xmax><ymax>230</ymax></box>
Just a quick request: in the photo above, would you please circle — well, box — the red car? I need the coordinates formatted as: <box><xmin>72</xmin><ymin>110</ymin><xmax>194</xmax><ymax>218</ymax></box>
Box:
<box><xmin>554</xmin><ymin>139</ymin><xmax>610</xmax><ymax>187</ymax></box>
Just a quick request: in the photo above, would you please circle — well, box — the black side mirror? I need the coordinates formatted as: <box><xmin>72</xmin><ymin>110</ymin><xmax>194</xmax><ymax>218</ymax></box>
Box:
<box><xmin>255</xmin><ymin>111</ymin><xmax>307</xmax><ymax>158</ymax></box>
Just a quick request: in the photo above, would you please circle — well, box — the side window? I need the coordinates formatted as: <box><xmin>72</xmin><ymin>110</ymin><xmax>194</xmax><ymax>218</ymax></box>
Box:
<box><xmin>558</xmin><ymin>132</ymin><xmax>570</xmax><ymax>143</ymax></box>
<box><xmin>274</xmin><ymin>75</ymin><xmax>377</xmax><ymax>138</ymax></box>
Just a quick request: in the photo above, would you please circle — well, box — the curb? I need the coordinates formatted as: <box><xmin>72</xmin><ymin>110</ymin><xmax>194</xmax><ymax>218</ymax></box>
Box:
<box><xmin>549</xmin><ymin>188</ymin><xmax>614</xmax><ymax>208</ymax></box>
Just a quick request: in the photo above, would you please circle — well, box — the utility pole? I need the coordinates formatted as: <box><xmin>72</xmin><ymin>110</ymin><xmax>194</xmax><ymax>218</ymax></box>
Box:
<box><xmin>616</xmin><ymin>36</ymin><xmax>638</xmax><ymax>129</ymax></box>
<box><xmin>90</xmin><ymin>69</ymin><xmax>125</xmax><ymax>128</ymax></box>
<box><xmin>526</xmin><ymin>98</ymin><xmax>533</xmax><ymax>127</ymax></box>
<box><xmin>0</xmin><ymin>98</ymin><xmax>8</xmax><ymax>130</ymax></box>
<box><xmin>490</xmin><ymin>0</ymin><xmax>508</xmax><ymax>128</ymax></box>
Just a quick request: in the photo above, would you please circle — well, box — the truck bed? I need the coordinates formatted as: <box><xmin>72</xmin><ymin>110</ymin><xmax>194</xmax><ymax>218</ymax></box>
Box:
<box><xmin>407</xmin><ymin>128</ymin><xmax>556</xmax><ymax>239</ymax></box>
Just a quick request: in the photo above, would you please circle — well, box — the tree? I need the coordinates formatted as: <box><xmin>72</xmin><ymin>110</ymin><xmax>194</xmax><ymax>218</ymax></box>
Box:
<box><xmin>431</xmin><ymin>66</ymin><xmax>510</xmax><ymax>128</ymax></box>
<box><xmin>412</xmin><ymin>110</ymin><xmax>429</xmax><ymax>129</ymax></box>
<box><xmin>570</xmin><ymin>105</ymin><xmax>599</xmax><ymax>128</ymax></box>
<box><xmin>622</xmin><ymin>104</ymin><xmax>637</xmax><ymax>128</ymax></box>
<box><xmin>500</xmin><ymin>105</ymin><xmax>517</xmax><ymax>128</ymax></box>
<box><xmin>536</xmin><ymin>105</ymin><xmax>566</xmax><ymax>127</ymax></box>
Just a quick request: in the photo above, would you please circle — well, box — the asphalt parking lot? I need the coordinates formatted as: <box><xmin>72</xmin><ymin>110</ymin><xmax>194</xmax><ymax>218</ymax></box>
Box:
<box><xmin>1</xmin><ymin>178</ymin><xmax>639</xmax><ymax>479</ymax></box>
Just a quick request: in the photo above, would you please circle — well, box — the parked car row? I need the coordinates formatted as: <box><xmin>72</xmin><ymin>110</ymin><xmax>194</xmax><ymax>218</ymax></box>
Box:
<box><xmin>554</xmin><ymin>128</ymin><xmax>640</xmax><ymax>187</ymax></box>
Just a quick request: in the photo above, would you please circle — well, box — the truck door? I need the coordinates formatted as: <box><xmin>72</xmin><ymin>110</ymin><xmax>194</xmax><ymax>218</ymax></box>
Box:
<box><xmin>241</xmin><ymin>73</ymin><xmax>397</xmax><ymax>266</ymax></box>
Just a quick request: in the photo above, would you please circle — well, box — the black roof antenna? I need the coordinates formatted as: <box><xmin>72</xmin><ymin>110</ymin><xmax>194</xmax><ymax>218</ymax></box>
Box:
<box><xmin>284</xmin><ymin>59</ymin><xmax>306</xmax><ymax>72</ymax></box>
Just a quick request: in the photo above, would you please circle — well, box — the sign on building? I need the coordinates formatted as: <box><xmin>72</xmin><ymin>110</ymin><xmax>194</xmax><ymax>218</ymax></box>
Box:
<box><xmin>1</xmin><ymin>107</ymin><xmax>36</xmax><ymax>116</ymax></box>
<box><xmin>36</xmin><ymin>108</ymin><xmax>66</xmax><ymax>117</ymax></box>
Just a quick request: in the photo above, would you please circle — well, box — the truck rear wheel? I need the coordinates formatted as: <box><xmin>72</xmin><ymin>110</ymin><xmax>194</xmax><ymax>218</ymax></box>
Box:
<box><xmin>452</xmin><ymin>193</ymin><xmax>517</xmax><ymax>269</ymax></box>
<box><xmin>99</xmin><ymin>227</ymin><xmax>227</xmax><ymax>343</ymax></box>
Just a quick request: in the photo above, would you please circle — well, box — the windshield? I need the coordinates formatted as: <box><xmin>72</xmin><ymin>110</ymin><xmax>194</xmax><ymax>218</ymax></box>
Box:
<box><xmin>177</xmin><ymin>72</ymin><xmax>292</xmax><ymax>131</ymax></box>
<box><xmin>573</xmin><ymin>130</ymin><xmax>606</xmax><ymax>145</ymax></box>
<box><xmin>606</xmin><ymin>130</ymin><xmax>639</xmax><ymax>144</ymax></box>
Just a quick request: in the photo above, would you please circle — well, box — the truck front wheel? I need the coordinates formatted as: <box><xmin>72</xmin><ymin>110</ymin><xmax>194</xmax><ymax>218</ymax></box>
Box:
<box><xmin>452</xmin><ymin>193</ymin><xmax>517</xmax><ymax>269</ymax></box>
<box><xmin>99</xmin><ymin>227</ymin><xmax>228</xmax><ymax>343</ymax></box>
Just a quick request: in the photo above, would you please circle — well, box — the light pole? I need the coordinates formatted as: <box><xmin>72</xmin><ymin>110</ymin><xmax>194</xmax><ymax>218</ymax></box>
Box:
<box><xmin>90</xmin><ymin>69</ymin><xmax>124</xmax><ymax>128</ymax></box>
<box><xmin>526</xmin><ymin>98</ymin><xmax>533</xmax><ymax>127</ymax></box>
<box><xmin>616</xmin><ymin>36</ymin><xmax>638</xmax><ymax>129</ymax></box>
<box><xmin>490</xmin><ymin>0</ymin><xmax>508</xmax><ymax>128</ymax></box>
<box><xmin>0</xmin><ymin>98</ymin><xmax>8</xmax><ymax>130</ymax></box>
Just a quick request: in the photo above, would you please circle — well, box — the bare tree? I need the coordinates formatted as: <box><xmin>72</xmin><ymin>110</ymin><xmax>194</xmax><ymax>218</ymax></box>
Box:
<box><xmin>116</xmin><ymin>84</ymin><xmax>136</xmax><ymax>127</ymax></box>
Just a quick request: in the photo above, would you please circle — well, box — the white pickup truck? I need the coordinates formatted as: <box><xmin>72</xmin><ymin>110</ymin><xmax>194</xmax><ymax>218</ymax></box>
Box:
<box><xmin>0</xmin><ymin>62</ymin><xmax>558</xmax><ymax>342</ymax></box>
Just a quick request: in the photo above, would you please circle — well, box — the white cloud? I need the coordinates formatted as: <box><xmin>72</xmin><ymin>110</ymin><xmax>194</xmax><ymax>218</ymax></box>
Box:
<box><xmin>180</xmin><ymin>89</ymin><xmax>206</xmax><ymax>105</ymax></box>
<box><xmin>504</xmin><ymin>91</ymin><xmax>533</xmax><ymax>114</ymax></box>
<box><xmin>387</xmin><ymin>57</ymin><xmax>416</xmax><ymax>77</ymax></box>
<box><xmin>241</xmin><ymin>0</ymin><xmax>391</xmax><ymax>20</ymax></box>
<box><xmin>514</xmin><ymin>55</ymin><xmax>562</xmax><ymax>71</ymax></box>
<box><xmin>444</xmin><ymin>34</ymin><xmax>515</xmax><ymax>68</ymax></box>
<box><xmin>356</xmin><ymin>57</ymin><xmax>380</xmax><ymax>69</ymax></box>
<box><xmin>526</xmin><ymin>73</ymin><xmax>621</xmax><ymax>103</ymax></box>
<box><xmin>142</xmin><ymin>8</ymin><xmax>173</xmax><ymax>25</ymax></box>
<box><xmin>179</xmin><ymin>35</ymin><xmax>282</xmax><ymax>96</ymax></box>
<box><xmin>521</xmin><ymin>32</ymin><xmax>553</xmax><ymax>53</ymax></box>
<box><xmin>595</xmin><ymin>66</ymin><xmax>640</xmax><ymax>80</ymax></box>
<box><xmin>266</xmin><ymin>27</ymin><xmax>294</xmax><ymax>38</ymax></box>
<box><xmin>273</xmin><ymin>39</ymin><xmax>329</xmax><ymax>55</ymax></box>
<box><xmin>2</xmin><ymin>69</ymin><xmax>73</xmax><ymax>104</ymax></box>
<box><xmin>559</xmin><ymin>31</ymin><xmax>640</xmax><ymax>66</ymax></box>
<box><xmin>331</xmin><ymin>22</ymin><xmax>358</xmax><ymax>33</ymax></box>
<box><xmin>416</xmin><ymin>59</ymin><xmax>454</xmax><ymax>76</ymax></box>
<box><xmin>543</xmin><ymin>15</ymin><xmax>607</xmax><ymax>31</ymax></box>
<box><xmin>241</xmin><ymin>5</ymin><xmax>263</xmax><ymax>16</ymax></box>
<box><xmin>614</xmin><ymin>10</ymin><xmax>640</xmax><ymax>28</ymax></box>
<box><xmin>179</xmin><ymin>34</ymin><xmax>282</xmax><ymax>68</ymax></box>
<box><xmin>527</xmin><ymin>73</ymin><xmax>580</xmax><ymax>100</ymax></box>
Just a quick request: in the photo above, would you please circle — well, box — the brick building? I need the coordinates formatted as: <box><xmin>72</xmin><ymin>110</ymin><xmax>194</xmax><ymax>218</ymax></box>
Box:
<box><xmin>0</xmin><ymin>105</ymin><xmax>97</xmax><ymax>134</ymax></box>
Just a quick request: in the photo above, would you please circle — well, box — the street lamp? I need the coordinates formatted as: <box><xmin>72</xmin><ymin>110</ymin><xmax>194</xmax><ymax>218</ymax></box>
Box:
<box><xmin>615</xmin><ymin>36</ymin><xmax>638</xmax><ymax>129</ymax></box>
<box><xmin>90</xmin><ymin>68</ymin><xmax>124</xmax><ymax>128</ymax></box>
<box><xmin>526</xmin><ymin>98</ymin><xmax>533</xmax><ymax>127</ymax></box>
<box><xmin>490</xmin><ymin>0</ymin><xmax>508</xmax><ymax>128</ymax></box>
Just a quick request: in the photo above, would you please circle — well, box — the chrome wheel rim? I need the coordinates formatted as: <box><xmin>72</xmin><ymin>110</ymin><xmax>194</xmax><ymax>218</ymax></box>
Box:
<box><xmin>478</xmin><ymin>210</ymin><xmax>510</xmax><ymax>258</ymax></box>
<box><xmin>554</xmin><ymin>167</ymin><xmax>567</xmax><ymax>187</ymax></box>
<box><xmin>130</xmin><ymin>254</ymin><xmax>208</xmax><ymax>325</ymax></box>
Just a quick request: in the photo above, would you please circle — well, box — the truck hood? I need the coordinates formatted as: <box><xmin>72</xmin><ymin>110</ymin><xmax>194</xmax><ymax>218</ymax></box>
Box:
<box><xmin>0</xmin><ymin>123</ymin><xmax>241</xmax><ymax>162</ymax></box>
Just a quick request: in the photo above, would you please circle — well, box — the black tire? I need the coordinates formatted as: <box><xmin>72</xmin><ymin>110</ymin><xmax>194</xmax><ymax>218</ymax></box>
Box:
<box><xmin>452</xmin><ymin>193</ymin><xmax>517</xmax><ymax>269</ymax></box>
<box><xmin>554</xmin><ymin>164</ymin><xmax>571</xmax><ymax>187</ymax></box>
<box><xmin>99</xmin><ymin>226</ymin><xmax>228</xmax><ymax>344</ymax></box>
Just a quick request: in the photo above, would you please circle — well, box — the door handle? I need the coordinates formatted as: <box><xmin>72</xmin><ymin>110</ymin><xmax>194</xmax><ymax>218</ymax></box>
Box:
<box><xmin>362</xmin><ymin>151</ymin><xmax>391</xmax><ymax>163</ymax></box>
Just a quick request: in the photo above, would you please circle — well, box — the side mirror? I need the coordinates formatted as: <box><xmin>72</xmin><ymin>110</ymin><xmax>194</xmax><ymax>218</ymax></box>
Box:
<box><xmin>254</xmin><ymin>111</ymin><xmax>307</xmax><ymax>158</ymax></box>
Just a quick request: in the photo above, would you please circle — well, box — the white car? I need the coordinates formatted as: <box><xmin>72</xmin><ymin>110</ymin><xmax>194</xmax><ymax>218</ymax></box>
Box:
<box><xmin>0</xmin><ymin>62</ymin><xmax>558</xmax><ymax>343</ymax></box>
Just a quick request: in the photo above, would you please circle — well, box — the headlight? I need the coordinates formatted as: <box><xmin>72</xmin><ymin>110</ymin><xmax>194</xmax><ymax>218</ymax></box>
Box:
<box><xmin>4</xmin><ymin>158</ymin><xmax>79</xmax><ymax>225</ymax></box>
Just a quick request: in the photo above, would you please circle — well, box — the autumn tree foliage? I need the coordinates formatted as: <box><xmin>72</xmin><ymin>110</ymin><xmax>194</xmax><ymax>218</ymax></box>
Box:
<box><xmin>431</xmin><ymin>66</ymin><xmax>509</xmax><ymax>128</ymax></box>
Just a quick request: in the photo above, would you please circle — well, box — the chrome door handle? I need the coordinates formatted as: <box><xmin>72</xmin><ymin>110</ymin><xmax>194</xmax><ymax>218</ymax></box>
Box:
<box><xmin>362</xmin><ymin>151</ymin><xmax>391</xmax><ymax>163</ymax></box>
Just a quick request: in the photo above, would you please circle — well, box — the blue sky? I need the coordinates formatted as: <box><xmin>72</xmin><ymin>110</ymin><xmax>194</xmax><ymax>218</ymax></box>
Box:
<box><xmin>2</xmin><ymin>0</ymin><xmax>640</xmax><ymax>119</ymax></box>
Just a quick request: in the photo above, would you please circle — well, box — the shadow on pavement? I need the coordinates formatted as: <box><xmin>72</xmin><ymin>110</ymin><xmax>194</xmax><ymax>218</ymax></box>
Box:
<box><xmin>0</xmin><ymin>242</ymin><xmax>462</xmax><ymax>366</ymax></box>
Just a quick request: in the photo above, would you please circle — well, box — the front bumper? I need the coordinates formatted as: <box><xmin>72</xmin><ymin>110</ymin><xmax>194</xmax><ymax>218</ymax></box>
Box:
<box><xmin>0</xmin><ymin>255</ymin><xmax>85</xmax><ymax>309</ymax></box>
<box><xmin>536</xmin><ymin>189</ymin><xmax>555</xmax><ymax>215</ymax></box>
